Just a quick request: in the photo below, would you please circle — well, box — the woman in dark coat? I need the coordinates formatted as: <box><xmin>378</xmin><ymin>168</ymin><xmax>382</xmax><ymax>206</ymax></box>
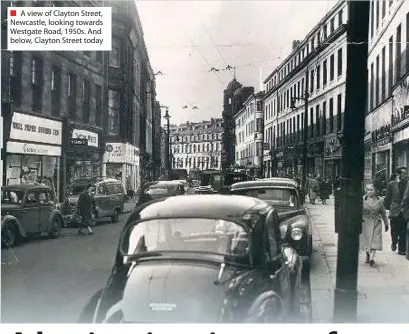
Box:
<box><xmin>77</xmin><ymin>184</ymin><xmax>97</xmax><ymax>235</ymax></box>
<box><xmin>319</xmin><ymin>178</ymin><xmax>332</xmax><ymax>204</ymax></box>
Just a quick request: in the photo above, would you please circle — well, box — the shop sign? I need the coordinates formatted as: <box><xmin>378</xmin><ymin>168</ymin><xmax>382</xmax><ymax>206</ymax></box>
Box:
<box><xmin>72</xmin><ymin>129</ymin><xmax>98</xmax><ymax>148</ymax></box>
<box><xmin>104</xmin><ymin>143</ymin><xmax>139</xmax><ymax>164</ymax></box>
<box><xmin>70</xmin><ymin>138</ymin><xmax>88</xmax><ymax>146</ymax></box>
<box><xmin>371</xmin><ymin>124</ymin><xmax>391</xmax><ymax>143</ymax></box>
<box><xmin>10</xmin><ymin>112</ymin><xmax>62</xmax><ymax>145</ymax></box>
<box><xmin>7</xmin><ymin>141</ymin><xmax>61</xmax><ymax>156</ymax></box>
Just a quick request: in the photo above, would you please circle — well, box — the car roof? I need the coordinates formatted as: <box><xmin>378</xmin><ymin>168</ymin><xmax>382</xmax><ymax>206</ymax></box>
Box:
<box><xmin>231</xmin><ymin>178</ymin><xmax>299</xmax><ymax>190</ymax></box>
<box><xmin>2</xmin><ymin>184</ymin><xmax>51</xmax><ymax>191</ymax></box>
<box><xmin>129</xmin><ymin>194</ymin><xmax>270</xmax><ymax>221</ymax></box>
<box><xmin>149</xmin><ymin>181</ymin><xmax>182</xmax><ymax>188</ymax></box>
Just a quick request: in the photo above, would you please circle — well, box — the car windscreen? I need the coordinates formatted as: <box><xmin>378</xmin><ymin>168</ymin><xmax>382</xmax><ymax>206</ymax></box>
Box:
<box><xmin>1</xmin><ymin>189</ymin><xmax>25</xmax><ymax>204</ymax></box>
<box><xmin>232</xmin><ymin>187</ymin><xmax>298</xmax><ymax>208</ymax></box>
<box><xmin>121</xmin><ymin>218</ymin><xmax>249</xmax><ymax>257</ymax></box>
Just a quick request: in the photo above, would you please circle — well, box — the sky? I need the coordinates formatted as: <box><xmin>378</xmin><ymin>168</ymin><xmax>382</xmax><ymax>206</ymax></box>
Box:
<box><xmin>136</xmin><ymin>0</ymin><xmax>339</xmax><ymax>126</ymax></box>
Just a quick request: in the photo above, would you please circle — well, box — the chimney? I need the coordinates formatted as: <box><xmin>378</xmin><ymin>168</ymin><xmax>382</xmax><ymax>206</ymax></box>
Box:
<box><xmin>292</xmin><ymin>40</ymin><xmax>301</xmax><ymax>50</ymax></box>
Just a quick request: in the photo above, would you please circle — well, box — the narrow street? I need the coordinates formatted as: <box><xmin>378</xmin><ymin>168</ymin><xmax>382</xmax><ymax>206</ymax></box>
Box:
<box><xmin>1</xmin><ymin>213</ymin><xmax>130</xmax><ymax>323</ymax></box>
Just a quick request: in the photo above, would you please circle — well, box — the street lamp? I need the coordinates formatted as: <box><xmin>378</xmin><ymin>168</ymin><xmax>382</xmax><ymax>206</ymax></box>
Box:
<box><xmin>163</xmin><ymin>109</ymin><xmax>171</xmax><ymax>176</ymax></box>
<box><xmin>290</xmin><ymin>70</ymin><xmax>309</xmax><ymax>197</ymax></box>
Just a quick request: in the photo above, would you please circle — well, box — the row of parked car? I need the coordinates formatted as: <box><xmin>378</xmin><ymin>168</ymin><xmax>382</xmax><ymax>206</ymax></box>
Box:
<box><xmin>77</xmin><ymin>176</ymin><xmax>313</xmax><ymax>323</ymax></box>
<box><xmin>1</xmin><ymin>177</ymin><xmax>126</xmax><ymax>248</ymax></box>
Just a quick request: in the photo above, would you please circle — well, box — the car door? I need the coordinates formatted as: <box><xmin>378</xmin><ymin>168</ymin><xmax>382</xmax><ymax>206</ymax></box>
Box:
<box><xmin>95</xmin><ymin>182</ymin><xmax>109</xmax><ymax>218</ymax></box>
<box><xmin>265</xmin><ymin>210</ymin><xmax>292</xmax><ymax>313</ymax></box>
<box><xmin>20</xmin><ymin>190</ymin><xmax>41</xmax><ymax>234</ymax></box>
<box><xmin>38</xmin><ymin>189</ymin><xmax>54</xmax><ymax>233</ymax></box>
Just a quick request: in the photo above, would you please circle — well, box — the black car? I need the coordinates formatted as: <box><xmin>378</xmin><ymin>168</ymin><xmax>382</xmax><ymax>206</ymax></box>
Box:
<box><xmin>135</xmin><ymin>181</ymin><xmax>185</xmax><ymax>208</ymax></box>
<box><xmin>79</xmin><ymin>194</ymin><xmax>305</xmax><ymax>323</ymax></box>
<box><xmin>230</xmin><ymin>178</ymin><xmax>312</xmax><ymax>268</ymax></box>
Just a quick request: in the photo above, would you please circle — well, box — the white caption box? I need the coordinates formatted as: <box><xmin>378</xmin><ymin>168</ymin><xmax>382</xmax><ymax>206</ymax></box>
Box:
<box><xmin>7</xmin><ymin>7</ymin><xmax>112</xmax><ymax>51</ymax></box>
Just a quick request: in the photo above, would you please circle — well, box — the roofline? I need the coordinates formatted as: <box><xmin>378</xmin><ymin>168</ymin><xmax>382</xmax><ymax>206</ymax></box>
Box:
<box><xmin>263</xmin><ymin>0</ymin><xmax>345</xmax><ymax>84</ymax></box>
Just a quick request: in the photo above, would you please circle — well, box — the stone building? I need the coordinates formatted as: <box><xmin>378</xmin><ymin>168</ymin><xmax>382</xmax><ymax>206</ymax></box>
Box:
<box><xmin>263</xmin><ymin>0</ymin><xmax>347</xmax><ymax>181</ymax></box>
<box><xmin>364</xmin><ymin>0</ymin><xmax>409</xmax><ymax>186</ymax></box>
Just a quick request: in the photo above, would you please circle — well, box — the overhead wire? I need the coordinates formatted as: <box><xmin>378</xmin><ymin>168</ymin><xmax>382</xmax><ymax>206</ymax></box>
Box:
<box><xmin>198</xmin><ymin>16</ymin><xmax>235</xmax><ymax>78</ymax></box>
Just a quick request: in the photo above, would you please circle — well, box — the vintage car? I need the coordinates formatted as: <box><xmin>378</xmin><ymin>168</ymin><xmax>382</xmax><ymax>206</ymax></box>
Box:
<box><xmin>135</xmin><ymin>181</ymin><xmax>185</xmax><ymax>208</ymax></box>
<box><xmin>230</xmin><ymin>179</ymin><xmax>312</xmax><ymax>268</ymax></box>
<box><xmin>78</xmin><ymin>194</ymin><xmax>305</xmax><ymax>323</ymax></box>
<box><xmin>1</xmin><ymin>184</ymin><xmax>64</xmax><ymax>247</ymax></box>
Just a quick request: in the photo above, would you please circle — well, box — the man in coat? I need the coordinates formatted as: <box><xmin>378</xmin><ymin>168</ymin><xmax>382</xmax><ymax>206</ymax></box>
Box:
<box><xmin>77</xmin><ymin>184</ymin><xmax>97</xmax><ymax>235</ymax></box>
<box><xmin>384</xmin><ymin>167</ymin><xmax>408</xmax><ymax>255</ymax></box>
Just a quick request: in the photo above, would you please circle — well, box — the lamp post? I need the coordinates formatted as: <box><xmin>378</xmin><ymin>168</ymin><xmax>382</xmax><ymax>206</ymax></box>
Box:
<box><xmin>290</xmin><ymin>70</ymin><xmax>309</xmax><ymax>197</ymax></box>
<box><xmin>163</xmin><ymin>109</ymin><xmax>171</xmax><ymax>177</ymax></box>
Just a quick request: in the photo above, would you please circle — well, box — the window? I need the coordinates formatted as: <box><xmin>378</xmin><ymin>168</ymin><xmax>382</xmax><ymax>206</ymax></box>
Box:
<box><xmin>108</xmin><ymin>90</ymin><xmax>120</xmax><ymax>135</ymax></box>
<box><xmin>389</xmin><ymin>36</ymin><xmax>393</xmax><ymax>91</ymax></box>
<box><xmin>84</xmin><ymin>51</ymin><xmax>91</xmax><ymax>57</ymax></box>
<box><xmin>323</xmin><ymin>24</ymin><xmax>327</xmax><ymax>39</ymax></box>
<box><xmin>51</xmin><ymin>66</ymin><xmax>61</xmax><ymax>117</ymax></box>
<box><xmin>330</xmin><ymin>18</ymin><xmax>335</xmax><ymax>33</ymax></box>
<box><xmin>329</xmin><ymin>54</ymin><xmax>335</xmax><ymax>81</ymax></box>
<box><xmin>375</xmin><ymin>0</ymin><xmax>379</xmax><ymax>29</ymax></box>
<box><xmin>310</xmin><ymin>107</ymin><xmax>314</xmax><ymax>138</ymax></box>
<box><xmin>337</xmin><ymin>94</ymin><xmax>342</xmax><ymax>132</ymax></box>
<box><xmin>95</xmin><ymin>85</ymin><xmax>102</xmax><ymax>126</ymax></box>
<box><xmin>31</xmin><ymin>57</ymin><xmax>43</xmax><ymax>112</ymax></box>
<box><xmin>382</xmin><ymin>0</ymin><xmax>386</xmax><ymax>19</ymax></box>
<box><xmin>329</xmin><ymin>98</ymin><xmax>334</xmax><ymax>133</ymax></box>
<box><xmin>323</xmin><ymin>60</ymin><xmax>328</xmax><ymax>86</ymax></box>
<box><xmin>322</xmin><ymin>101</ymin><xmax>327</xmax><ymax>135</ymax></box>
<box><xmin>337</xmin><ymin>49</ymin><xmax>343</xmax><ymax>76</ymax></box>
<box><xmin>370</xmin><ymin>62</ymin><xmax>374</xmax><ymax>111</ymax></box>
<box><xmin>396</xmin><ymin>24</ymin><xmax>401</xmax><ymax>81</ymax></box>
<box><xmin>316</xmin><ymin>65</ymin><xmax>321</xmax><ymax>89</ymax></box>
<box><xmin>406</xmin><ymin>13</ymin><xmax>409</xmax><ymax>72</ymax></box>
<box><xmin>82</xmin><ymin>79</ymin><xmax>91</xmax><ymax>123</ymax></box>
<box><xmin>110</xmin><ymin>38</ymin><xmax>120</xmax><ymax>67</ymax></box>
<box><xmin>9</xmin><ymin>52</ymin><xmax>22</xmax><ymax>105</ymax></box>
<box><xmin>96</xmin><ymin>51</ymin><xmax>103</xmax><ymax>63</ymax></box>
<box><xmin>310</xmin><ymin>70</ymin><xmax>314</xmax><ymax>93</ymax></box>
<box><xmin>338</xmin><ymin>9</ymin><xmax>343</xmax><ymax>26</ymax></box>
<box><xmin>381</xmin><ymin>46</ymin><xmax>386</xmax><ymax>102</ymax></box>
<box><xmin>68</xmin><ymin>73</ymin><xmax>77</xmax><ymax>120</ymax></box>
<box><xmin>370</xmin><ymin>1</ymin><xmax>374</xmax><ymax>38</ymax></box>
<box><xmin>375</xmin><ymin>55</ymin><xmax>380</xmax><ymax>106</ymax></box>
<box><xmin>316</xmin><ymin>105</ymin><xmax>320</xmax><ymax>137</ymax></box>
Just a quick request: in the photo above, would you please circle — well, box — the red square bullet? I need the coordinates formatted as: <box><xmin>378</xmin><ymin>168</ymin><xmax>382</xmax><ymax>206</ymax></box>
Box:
<box><xmin>10</xmin><ymin>10</ymin><xmax>16</xmax><ymax>16</ymax></box>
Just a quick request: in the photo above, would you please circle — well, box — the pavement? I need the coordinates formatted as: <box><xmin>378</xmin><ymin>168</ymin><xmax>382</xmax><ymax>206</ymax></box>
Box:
<box><xmin>308</xmin><ymin>197</ymin><xmax>409</xmax><ymax>323</ymax></box>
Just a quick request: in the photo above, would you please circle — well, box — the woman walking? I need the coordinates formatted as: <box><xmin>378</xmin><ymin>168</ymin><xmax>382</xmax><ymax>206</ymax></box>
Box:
<box><xmin>360</xmin><ymin>183</ymin><xmax>389</xmax><ymax>267</ymax></box>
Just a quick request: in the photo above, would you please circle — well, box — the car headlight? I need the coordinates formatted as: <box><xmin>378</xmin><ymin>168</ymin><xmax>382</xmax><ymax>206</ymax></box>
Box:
<box><xmin>291</xmin><ymin>227</ymin><xmax>303</xmax><ymax>241</ymax></box>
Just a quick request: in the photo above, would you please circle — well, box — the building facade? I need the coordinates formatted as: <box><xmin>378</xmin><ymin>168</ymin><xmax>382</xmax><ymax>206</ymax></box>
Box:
<box><xmin>263</xmin><ymin>0</ymin><xmax>347</xmax><ymax>182</ymax></box>
<box><xmin>169</xmin><ymin>118</ymin><xmax>223</xmax><ymax>172</ymax></box>
<box><xmin>234</xmin><ymin>91</ymin><xmax>264</xmax><ymax>177</ymax></box>
<box><xmin>2</xmin><ymin>0</ymin><xmax>108</xmax><ymax>201</ymax></box>
<box><xmin>152</xmin><ymin>101</ymin><xmax>162</xmax><ymax>180</ymax></box>
<box><xmin>365</xmin><ymin>0</ymin><xmax>409</xmax><ymax>186</ymax></box>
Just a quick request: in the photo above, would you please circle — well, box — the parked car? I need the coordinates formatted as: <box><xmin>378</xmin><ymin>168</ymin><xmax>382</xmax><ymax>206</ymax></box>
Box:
<box><xmin>230</xmin><ymin>178</ymin><xmax>312</xmax><ymax>269</ymax></box>
<box><xmin>135</xmin><ymin>180</ymin><xmax>185</xmax><ymax>208</ymax></box>
<box><xmin>1</xmin><ymin>184</ymin><xmax>64</xmax><ymax>247</ymax></box>
<box><xmin>79</xmin><ymin>194</ymin><xmax>305</xmax><ymax>323</ymax></box>
<box><xmin>58</xmin><ymin>178</ymin><xmax>125</xmax><ymax>226</ymax></box>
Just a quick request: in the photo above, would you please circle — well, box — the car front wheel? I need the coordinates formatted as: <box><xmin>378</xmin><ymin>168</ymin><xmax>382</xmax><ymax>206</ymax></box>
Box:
<box><xmin>49</xmin><ymin>216</ymin><xmax>63</xmax><ymax>238</ymax></box>
<box><xmin>2</xmin><ymin>222</ymin><xmax>18</xmax><ymax>248</ymax></box>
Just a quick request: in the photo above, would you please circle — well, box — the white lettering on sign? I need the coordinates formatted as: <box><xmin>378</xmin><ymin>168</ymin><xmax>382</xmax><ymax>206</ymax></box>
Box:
<box><xmin>72</xmin><ymin>129</ymin><xmax>98</xmax><ymax>147</ymax></box>
<box><xmin>10</xmin><ymin>112</ymin><xmax>62</xmax><ymax>145</ymax></box>
<box><xmin>7</xmin><ymin>141</ymin><xmax>61</xmax><ymax>156</ymax></box>
<box><xmin>103</xmin><ymin>142</ymin><xmax>140</xmax><ymax>164</ymax></box>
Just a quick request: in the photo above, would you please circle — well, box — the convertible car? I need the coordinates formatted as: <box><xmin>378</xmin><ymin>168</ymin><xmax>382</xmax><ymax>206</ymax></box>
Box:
<box><xmin>79</xmin><ymin>194</ymin><xmax>306</xmax><ymax>323</ymax></box>
<box><xmin>230</xmin><ymin>178</ymin><xmax>312</xmax><ymax>269</ymax></box>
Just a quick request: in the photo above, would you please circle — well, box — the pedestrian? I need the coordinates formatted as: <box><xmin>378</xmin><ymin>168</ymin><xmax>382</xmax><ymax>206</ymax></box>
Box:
<box><xmin>383</xmin><ymin>166</ymin><xmax>408</xmax><ymax>255</ymax></box>
<box><xmin>308</xmin><ymin>174</ymin><xmax>319</xmax><ymax>204</ymax></box>
<box><xmin>360</xmin><ymin>183</ymin><xmax>389</xmax><ymax>267</ymax></box>
<box><xmin>333</xmin><ymin>175</ymin><xmax>341</xmax><ymax>191</ymax></box>
<box><xmin>77</xmin><ymin>184</ymin><xmax>97</xmax><ymax>235</ymax></box>
<box><xmin>319</xmin><ymin>178</ymin><xmax>331</xmax><ymax>204</ymax></box>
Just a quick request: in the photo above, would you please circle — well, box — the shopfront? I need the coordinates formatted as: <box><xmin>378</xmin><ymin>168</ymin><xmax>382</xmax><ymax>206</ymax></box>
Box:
<box><xmin>66</xmin><ymin>128</ymin><xmax>101</xmax><ymax>182</ymax></box>
<box><xmin>103</xmin><ymin>142</ymin><xmax>140</xmax><ymax>192</ymax></box>
<box><xmin>323</xmin><ymin>135</ymin><xmax>342</xmax><ymax>182</ymax></box>
<box><xmin>5</xmin><ymin>112</ymin><xmax>62</xmax><ymax>201</ymax></box>
<box><xmin>371</xmin><ymin>124</ymin><xmax>391</xmax><ymax>187</ymax></box>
